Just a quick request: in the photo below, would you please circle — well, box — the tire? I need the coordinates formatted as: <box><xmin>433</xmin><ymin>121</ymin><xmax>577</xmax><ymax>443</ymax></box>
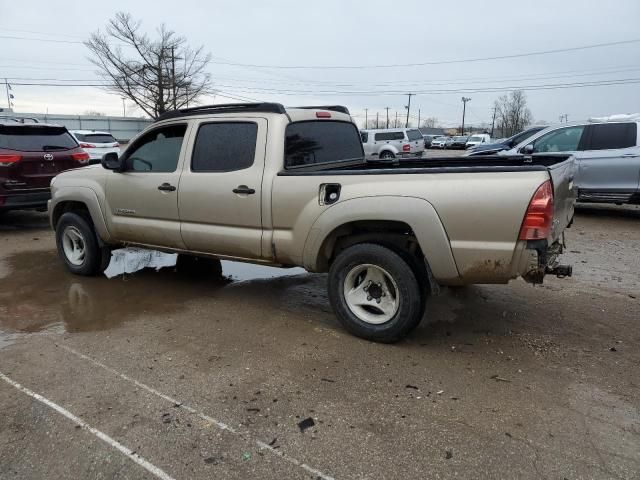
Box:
<box><xmin>328</xmin><ymin>243</ymin><xmax>426</xmax><ymax>343</ymax></box>
<box><xmin>176</xmin><ymin>254</ymin><xmax>223</xmax><ymax>277</ymax></box>
<box><xmin>379</xmin><ymin>151</ymin><xmax>395</xmax><ymax>160</ymax></box>
<box><xmin>55</xmin><ymin>212</ymin><xmax>103</xmax><ymax>276</ymax></box>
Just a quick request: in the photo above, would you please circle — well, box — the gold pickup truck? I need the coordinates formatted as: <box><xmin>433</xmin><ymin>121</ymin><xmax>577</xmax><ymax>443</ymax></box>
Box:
<box><xmin>49</xmin><ymin>103</ymin><xmax>576</xmax><ymax>342</ymax></box>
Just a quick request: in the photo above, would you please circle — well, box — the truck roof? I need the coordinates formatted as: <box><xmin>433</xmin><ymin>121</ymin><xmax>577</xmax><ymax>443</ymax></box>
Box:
<box><xmin>155</xmin><ymin>103</ymin><xmax>352</xmax><ymax>123</ymax></box>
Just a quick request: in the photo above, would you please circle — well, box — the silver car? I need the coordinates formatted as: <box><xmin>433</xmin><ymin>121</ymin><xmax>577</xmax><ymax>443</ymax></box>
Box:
<box><xmin>501</xmin><ymin>119</ymin><xmax>640</xmax><ymax>205</ymax></box>
<box><xmin>431</xmin><ymin>136</ymin><xmax>452</xmax><ymax>149</ymax></box>
<box><xmin>70</xmin><ymin>130</ymin><xmax>120</xmax><ymax>165</ymax></box>
<box><xmin>361</xmin><ymin>128</ymin><xmax>425</xmax><ymax>160</ymax></box>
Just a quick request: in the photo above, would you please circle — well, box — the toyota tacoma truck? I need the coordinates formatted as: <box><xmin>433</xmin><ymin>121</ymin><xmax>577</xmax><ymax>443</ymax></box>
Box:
<box><xmin>49</xmin><ymin>103</ymin><xmax>576</xmax><ymax>343</ymax></box>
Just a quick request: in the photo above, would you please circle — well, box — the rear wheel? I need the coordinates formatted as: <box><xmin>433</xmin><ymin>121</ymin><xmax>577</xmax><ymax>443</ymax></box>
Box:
<box><xmin>56</xmin><ymin>212</ymin><xmax>103</xmax><ymax>276</ymax></box>
<box><xmin>328</xmin><ymin>243</ymin><xmax>426</xmax><ymax>343</ymax></box>
<box><xmin>379</xmin><ymin>151</ymin><xmax>395</xmax><ymax>160</ymax></box>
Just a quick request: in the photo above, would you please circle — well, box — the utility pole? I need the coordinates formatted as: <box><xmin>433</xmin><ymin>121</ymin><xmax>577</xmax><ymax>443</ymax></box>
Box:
<box><xmin>461</xmin><ymin>97</ymin><xmax>471</xmax><ymax>135</ymax></box>
<box><xmin>376</xmin><ymin>112</ymin><xmax>379</xmax><ymax>129</ymax></box>
<box><xmin>395</xmin><ymin>111</ymin><xmax>398</xmax><ymax>128</ymax></box>
<box><xmin>4</xmin><ymin>78</ymin><xmax>10</xmax><ymax>109</ymax></box>
<box><xmin>559</xmin><ymin>113</ymin><xmax>568</xmax><ymax>123</ymax></box>
<box><xmin>364</xmin><ymin>108</ymin><xmax>368</xmax><ymax>128</ymax></box>
<box><xmin>405</xmin><ymin>93</ymin><xmax>414</xmax><ymax>128</ymax></box>
<box><xmin>417</xmin><ymin>109</ymin><xmax>421</xmax><ymax>128</ymax></box>
<box><xmin>490</xmin><ymin>105</ymin><xmax>497</xmax><ymax>138</ymax></box>
<box><xmin>122</xmin><ymin>98</ymin><xmax>126</xmax><ymax>117</ymax></box>
<box><xmin>385</xmin><ymin>107</ymin><xmax>390</xmax><ymax>129</ymax></box>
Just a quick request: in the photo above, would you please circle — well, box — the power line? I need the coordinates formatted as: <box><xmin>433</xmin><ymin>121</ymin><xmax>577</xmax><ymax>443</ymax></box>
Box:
<box><xmin>207</xmin><ymin>38</ymin><xmax>640</xmax><ymax>69</ymax></box>
<box><xmin>0</xmin><ymin>34</ymin><xmax>84</xmax><ymax>44</ymax></box>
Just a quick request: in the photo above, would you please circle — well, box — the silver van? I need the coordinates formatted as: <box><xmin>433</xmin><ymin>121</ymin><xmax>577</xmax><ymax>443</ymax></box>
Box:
<box><xmin>361</xmin><ymin>128</ymin><xmax>425</xmax><ymax>160</ymax></box>
<box><xmin>501</xmin><ymin>118</ymin><xmax>640</xmax><ymax>205</ymax></box>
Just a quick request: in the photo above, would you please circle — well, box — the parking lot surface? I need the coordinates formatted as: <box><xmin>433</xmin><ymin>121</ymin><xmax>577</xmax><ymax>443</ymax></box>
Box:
<box><xmin>1</xmin><ymin>205</ymin><xmax>639</xmax><ymax>479</ymax></box>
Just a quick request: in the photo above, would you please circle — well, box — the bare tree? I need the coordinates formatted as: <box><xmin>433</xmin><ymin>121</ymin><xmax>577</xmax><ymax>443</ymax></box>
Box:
<box><xmin>421</xmin><ymin>117</ymin><xmax>439</xmax><ymax>128</ymax></box>
<box><xmin>85</xmin><ymin>12</ymin><xmax>212</xmax><ymax>118</ymax></box>
<box><xmin>493</xmin><ymin>90</ymin><xmax>533</xmax><ymax>137</ymax></box>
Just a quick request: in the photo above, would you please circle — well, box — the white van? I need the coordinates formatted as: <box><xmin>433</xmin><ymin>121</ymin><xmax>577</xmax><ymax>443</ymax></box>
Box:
<box><xmin>465</xmin><ymin>134</ymin><xmax>491</xmax><ymax>149</ymax></box>
<box><xmin>361</xmin><ymin>128</ymin><xmax>425</xmax><ymax>160</ymax></box>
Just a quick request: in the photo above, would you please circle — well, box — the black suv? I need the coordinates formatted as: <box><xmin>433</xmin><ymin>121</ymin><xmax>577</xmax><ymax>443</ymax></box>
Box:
<box><xmin>0</xmin><ymin>119</ymin><xmax>89</xmax><ymax>212</ymax></box>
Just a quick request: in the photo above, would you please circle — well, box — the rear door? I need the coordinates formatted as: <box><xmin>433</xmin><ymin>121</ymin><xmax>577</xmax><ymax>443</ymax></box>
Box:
<box><xmin>0</xmin><ymin>125</ymin><xmax>80</xmax><ymax>190</ymax></box>
<box><xmin>178</xmin><ymin>118</ymin><xmax>267</xmax><ymax>259</ymax></box>
<box><xmin>576</xmin><ymin>122</ymin><xmax>639</xmax><ymax>198</ymax></box>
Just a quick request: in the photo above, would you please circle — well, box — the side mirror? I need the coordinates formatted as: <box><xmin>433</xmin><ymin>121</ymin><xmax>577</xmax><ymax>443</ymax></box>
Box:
<box><xmin>101</xmin><ymin>152</ymin><xmax>124</xmax><ymax>171</ymax></box>
<box><xmin>521</xmin><ymin>144</ymin><xmax>534</xmax><ymax>155</ymax></box>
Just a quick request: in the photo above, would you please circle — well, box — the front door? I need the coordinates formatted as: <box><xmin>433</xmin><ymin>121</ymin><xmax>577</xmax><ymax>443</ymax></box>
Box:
<box><xmin>178</xmin><ymin>118</ymin><xmax>267</xmax><ymax>259</ymax></box>
<box><xmin>104</xmin><ymin>123</ymin><xmax>189</xmax><ymax>249</ymax></box>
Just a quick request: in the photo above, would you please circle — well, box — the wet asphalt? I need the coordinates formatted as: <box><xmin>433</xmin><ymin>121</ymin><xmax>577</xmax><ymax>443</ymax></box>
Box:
<box><xmin>0</xmin><ymin>204</ymin><xmax>639</xmax><ymax>479</ymax></box>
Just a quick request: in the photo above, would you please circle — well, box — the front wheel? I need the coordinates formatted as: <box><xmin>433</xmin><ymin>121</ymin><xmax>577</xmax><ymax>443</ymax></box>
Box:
<box><xmin>328</xmin><ymin>243</ymin><xmax>426</xmax><ymax>343</ymax></box>
<box><xmin>56</xmin><ymin>212</ymin><xmax>104</xmax><ymax>276</ymax></box>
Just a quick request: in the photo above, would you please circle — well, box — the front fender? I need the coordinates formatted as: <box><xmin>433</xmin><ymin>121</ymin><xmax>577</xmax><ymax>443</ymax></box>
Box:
<box><xmin>49</xmin><ymin>186</ymin><xmax>112</xmax><ymax>243</ymax></box>
<box><xmin>302</xmin><ymin>195</ymin><xmax>460</xmax><ymax>282</ymax></box>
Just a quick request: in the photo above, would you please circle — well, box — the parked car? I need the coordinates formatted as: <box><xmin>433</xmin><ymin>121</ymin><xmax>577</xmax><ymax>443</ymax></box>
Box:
<box><xmin>499</xmin><ymin>117</ymin><xmax>640</xmax><ymax>205</ymax></box>
<box><xmin>431</xmin><ymin>136</ymin><xmax>452</xmax><ymax>149</ymax></box>
<box><xmin>361</xmin><ymin>128</ymin><xmax>425</xmax><ymax>160</ymax></box>
<box><xmin>70</xmin><ymin>130</ymin><xmax>120</xmax><ymax>165</ymax></box>
<box><xmin>466</xmin><ymin>126</ymin><xmax>547</xmax><ymax>156</ymax></box>
<box><xmin>465</xmin><ymin>134</ymin><xmax>491</xmax><ymax>149</ymax></box>
<box><xmin>450</xmin><ymin>136</ymin><xmax>469</xmax><ymax>149</ymax></box>
<box><xmin>0</xmin><ymin>120</ymin><xmax>89</xmax><ymax>212</ymax></box>
<box><xmin>49</xmin><ymin>102</ymin><xmax>576</xmax><ymax>343</ymax></box>
<box><xmin>422</xmin><ymin>134</ymin><xmax>441</xmax><ymax>148</ymax></box>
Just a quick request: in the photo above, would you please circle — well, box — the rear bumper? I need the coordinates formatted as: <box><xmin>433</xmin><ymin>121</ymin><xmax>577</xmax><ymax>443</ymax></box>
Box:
<box><xmin>0</xmin><ymin>190</ymin><xmax>51</xmax><ymax>211</ymax></box>
<box><xmin>520</xmin><ymin>239</ymin><xmax>572</xmax><ymax>284</ymax></box>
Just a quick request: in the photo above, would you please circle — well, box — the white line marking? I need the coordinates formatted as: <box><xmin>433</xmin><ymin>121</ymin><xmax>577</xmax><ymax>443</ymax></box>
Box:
<box><xmin>58</xmin><ymin>343</ymin><xmax>336</xmax><ymax>480</ymax></box>
<box><xmin>0</xmin><ymin>371</ymin><xmax>176</xmax><ymax>480</ymax></box>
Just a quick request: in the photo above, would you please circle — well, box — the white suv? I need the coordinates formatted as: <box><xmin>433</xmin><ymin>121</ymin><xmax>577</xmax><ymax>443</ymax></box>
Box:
<box><xmin>360</xmin><ymin>128</ymin><xmax>425</xmax><ymax>160</ymax></box>
<box><xmin>70</xmin><ymin>130</ymin><xmax>120</xmax><ymax>164</ymax></box>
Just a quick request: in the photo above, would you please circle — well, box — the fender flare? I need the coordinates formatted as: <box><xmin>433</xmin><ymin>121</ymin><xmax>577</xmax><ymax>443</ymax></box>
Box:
<box><xmin>302</xmin><ymin>195</ymin><xmax>460</xmax><ymax>281</ymax></box>
<box><xmin>50</xmin><ymin>186</ymin><xmax>112</xmax><ymax>243</ymax></box>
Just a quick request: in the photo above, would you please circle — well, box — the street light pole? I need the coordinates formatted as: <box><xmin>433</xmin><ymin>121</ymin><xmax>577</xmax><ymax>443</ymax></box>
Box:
<box><xmin>461</xmin><ymin>97</ymin><xmax>471</xmax><ymax>135</ymax></box>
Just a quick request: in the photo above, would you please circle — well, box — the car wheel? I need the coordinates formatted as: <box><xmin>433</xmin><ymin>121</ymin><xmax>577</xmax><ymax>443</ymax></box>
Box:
<box><xmin>328</xmin><ymin>243</ymin><xmax>425</xmax><ymax>343</ymax></box>
<box><xmin>379</xmin><ymin>151</ymin><xmax>395</xmax><ymax>160</ymax></box>
<box><xmin>56</xmin><ymin>212</ymin><xmax>103</xmax><ymax>276</ymax></box>
<box><xmin>176</xmin><ymin>254</ymin><xmax>223</xmax><ymax>277</ymax></box>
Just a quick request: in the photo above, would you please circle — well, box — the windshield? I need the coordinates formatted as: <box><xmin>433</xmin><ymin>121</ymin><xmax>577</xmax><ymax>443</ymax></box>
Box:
<box><xmin>509</xmin><ymin>127</ymin><xmax>545</xmax><ymax>146</ymax></box>
<box><xmin>406</xmin><ymin>129</ymin><xmax>423</xmax><ymax>141</ymax></box>
<box><xmin>0</xmin><ymin>125</ymin><xmax>77</xmax><ymax>151</ymax></box>
<box><xmin>468</xmin><ymin>136</ymin><xmax>483</xmax><ymax>142</ymax></box>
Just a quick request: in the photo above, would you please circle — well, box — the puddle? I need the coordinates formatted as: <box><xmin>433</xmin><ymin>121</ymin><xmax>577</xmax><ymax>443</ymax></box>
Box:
<box><xmin>0</xmin><ymin>251</ymin><xmax>311</xmax><ymax>335</ymax></box>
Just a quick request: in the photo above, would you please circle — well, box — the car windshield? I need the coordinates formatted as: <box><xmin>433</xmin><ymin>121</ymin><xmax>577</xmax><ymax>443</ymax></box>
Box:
<box><xmin>509</xmin><ymin>127</ymin><xmax>546</xmax><ymax>146</ymax></box>
<box><xmin>454</xmin><ymin>136</ymin><xmax>467</xmax><ymax>141</ymax></box>
<box><xmin>0</xmin><ymin>125</ymin><xmax>77</xmax><ymax>151</ymax></box>
<box><xmin>468</xmin><ymin>136</ymin><xmax>483</xmax><ymax>142</ymax></box>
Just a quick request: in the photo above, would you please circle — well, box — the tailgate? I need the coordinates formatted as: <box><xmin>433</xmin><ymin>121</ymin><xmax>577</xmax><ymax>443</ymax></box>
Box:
<box><xmin>545</xmin><ymin>154</ymin><xmax>577</xmax><ymax>242</ymax></box>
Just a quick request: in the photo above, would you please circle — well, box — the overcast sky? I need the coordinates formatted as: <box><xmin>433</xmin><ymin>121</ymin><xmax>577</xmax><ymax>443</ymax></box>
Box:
<box><xmin>1</xmin><ymin>0</ymin><xmax>639</xmax><ymax>128</ymax></box>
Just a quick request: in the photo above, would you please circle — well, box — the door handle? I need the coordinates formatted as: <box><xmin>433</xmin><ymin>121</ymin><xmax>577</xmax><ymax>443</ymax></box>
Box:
<box><xmin>232</xmin><ymin>185</ymin><xmax>256</xmax><ymax>195</ymax></box>
<box><xmin>622</xmin><ymin>153</ymin><xmax>639</xmax><ymax>157</ymax></box>
<box><xmin>158</xmin><ymin>183</ymin><xmax>176</xmax><ymax>192</ymax></box>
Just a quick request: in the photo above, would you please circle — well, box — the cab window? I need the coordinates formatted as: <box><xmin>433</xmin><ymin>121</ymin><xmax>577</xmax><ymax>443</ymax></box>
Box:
<box><xmin>123</xmin><ymin>124</ymin><xmax>187</xmax><ymax>172</ymax></box>
<box><xmin>531</xmin><ymin>126</ymin><xmax>585</xmax><ymax>153</ymax></box>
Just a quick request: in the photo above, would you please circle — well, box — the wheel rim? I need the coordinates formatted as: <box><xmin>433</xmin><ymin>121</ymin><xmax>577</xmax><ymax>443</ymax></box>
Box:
<box><xmin>343</xmin><ymin>264</ymin><xmax>399</xmax><ymax>325</ymax></box>
<box><xmin>62</xmin><ymin>226</ymin><xmax>86</xmax><ymax>266</ymax></box>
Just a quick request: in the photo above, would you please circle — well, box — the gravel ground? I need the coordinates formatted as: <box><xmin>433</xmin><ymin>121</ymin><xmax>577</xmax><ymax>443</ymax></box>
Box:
<box><xmin>0</xmin><ymin>204</ymin><xmax>639</xmax><ymax>479</ymax></box>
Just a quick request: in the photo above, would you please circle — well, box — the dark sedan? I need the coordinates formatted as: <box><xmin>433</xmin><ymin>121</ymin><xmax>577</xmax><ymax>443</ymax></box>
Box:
<box><xmin>466</xmin><ymin>126</ymin><xmax>547</xmax><ymax>156</ymax></box>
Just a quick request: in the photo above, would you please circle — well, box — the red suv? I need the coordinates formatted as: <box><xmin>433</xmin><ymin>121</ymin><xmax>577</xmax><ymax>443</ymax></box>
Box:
<box><xmin>0</xmin><ymin>120</ymin><xmax>89</xmax><ymax>212</ymax></box>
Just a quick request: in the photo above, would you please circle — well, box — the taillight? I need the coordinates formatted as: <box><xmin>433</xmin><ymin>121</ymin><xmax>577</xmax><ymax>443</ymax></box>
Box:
<box><xmin>315</xmin><ymin>111</ymin><xmax>331</xmax><ymax>118</ymax></box>
<box><xmin>519</xmin><ymin>180</ymin><xmax>554</xmax><ymax>240</ymax></box>
<box><xmin>0</xmin><ymin>154</ymin><xmax>21</xmax><ymax>166</ymax></box>
<box><xmin>71</xmin><ymin>152</ymin><xmax>90</xmax><ymax>164</ymax></box>
<box><xmin>403</xmin><ymin>144</ymin><xmax>411</xmax><ymax>152</ymax></box>
<box><xmin>79</xmin><ymin>142</ymin><xmax>96</xmax><ymax>148</ymax></box>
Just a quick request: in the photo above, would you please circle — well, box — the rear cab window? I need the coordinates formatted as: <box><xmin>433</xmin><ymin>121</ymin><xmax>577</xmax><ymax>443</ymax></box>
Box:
<box><xmin>0</xmin><ymin>125</ymin><xmax>78</xmax><ymax>151</ymax></box>
<box><xmin>586</xmin><ymin>123</ymin><xmax>637</xmax><ymax>150</ymax></box>
<box><xmin>374</xmin><ymin>131</ymin><xmax>405</xmax><ymax>141</ymax></box>
<box><xmin>285</xmin><ymin>121</ymin><xmax>364</xmax><ymax>168</ymax></box>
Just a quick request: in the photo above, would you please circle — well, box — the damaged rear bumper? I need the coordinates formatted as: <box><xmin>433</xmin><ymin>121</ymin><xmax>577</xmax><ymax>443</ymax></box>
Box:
<box><xmin>521</xmin><ymin>238</ymin><xmax>573</xmax><ymax>284</ymax></box>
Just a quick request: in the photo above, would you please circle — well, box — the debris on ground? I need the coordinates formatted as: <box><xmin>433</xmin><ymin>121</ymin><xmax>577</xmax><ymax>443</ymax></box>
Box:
<box><xmin>609</xmin><ymin>346</ymin><xmax>617</xmax><ymax>352</ymax></box>
<box><xmin>204</xmin><ymin>456</ymin><xmax>222</xmax><ymax>465</ymax></box>
<box><xmin>490</xmin><ymin>375</ymin><xmax>511</xmax><ymax>383</ymax></box>
<box><xmin>437</xmin><ymin>390</ymin><xmax>444</xmax><ymax>395</ymax></box>
<box><xmin>405</xmin><ymin>384</ymin><xmax>419</xmax><ymax>390</ymax></box>
<box><xmin>104</xmin><ymin>247</ymin><xmax>178</xmax><ymax>278</ymax></box>
<box><xmin>161</xmin><ymin>413</ymin><xmax>172</xmax><ymax>424</ymax></box>
<box><xmin>242</xmin><ymin>452</ymin><xmax>252</xmax><ymax>461</ymax></box>
<box><xmin>445</xmin><ymin>449</ymin><xmax>453</xmax><ymax>459</ymax></box>
<box><xmin>298</xmin><ymin>417</ymin><xmax>315</xmax><ymax>432</ymax></box>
